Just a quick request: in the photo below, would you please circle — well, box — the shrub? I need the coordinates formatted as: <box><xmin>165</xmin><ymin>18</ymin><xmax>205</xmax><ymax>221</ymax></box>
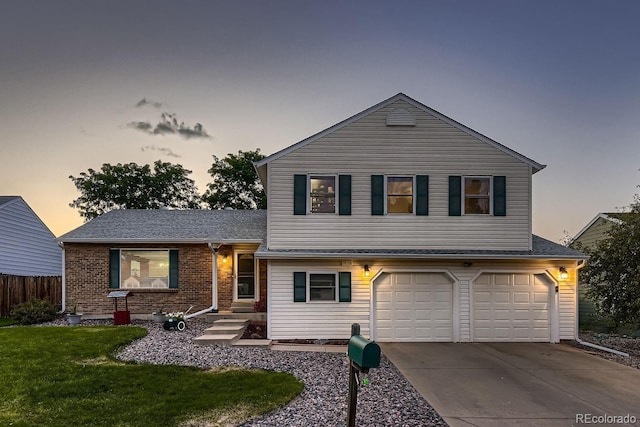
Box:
<box><xmin>10</xmin><ymin>299</ymin><xmax>60</xmax><ymax>325</ymax></box>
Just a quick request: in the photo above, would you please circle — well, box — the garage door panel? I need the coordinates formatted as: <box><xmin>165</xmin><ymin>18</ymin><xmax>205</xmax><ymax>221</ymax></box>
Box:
<box><xmin>415</xmin><ymin>309</ymin><xmax>431</xmax><ymax>321</ymax></box>
<box><xmin>513</xmin><ymin>292</ymin><xmax>531</xmax><ymax>304</ymax></box>
<box><xmin>473</xmin><ymin>273</ymin><xmax>551</xmax><ymax>342</ymax></box>
<box><xmin>375</xmin><ymin>273</ymin><xmax>453</xmax><ymax>342</ymax></box>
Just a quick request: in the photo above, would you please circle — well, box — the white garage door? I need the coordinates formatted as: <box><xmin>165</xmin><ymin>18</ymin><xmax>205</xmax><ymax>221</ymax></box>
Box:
<box><xmin>473</xmin><ymin>273</ymin><xmax>552</xmax><ymax>342</ymax></box>
<box><xmin>375</xmin><ymin>273</ymin><xmax>453</xmax><ymax>342</ymax></box>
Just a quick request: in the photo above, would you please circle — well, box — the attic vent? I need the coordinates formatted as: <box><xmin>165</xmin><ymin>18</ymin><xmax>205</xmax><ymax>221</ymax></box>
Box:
<box><xmin>386</xmin><ymin>108</ymin><xmax>416</xmax><ymax>126</ymax></box>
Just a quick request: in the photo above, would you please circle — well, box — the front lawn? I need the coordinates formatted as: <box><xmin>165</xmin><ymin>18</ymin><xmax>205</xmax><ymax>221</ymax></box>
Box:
<box><xmin>0</xmin><ymin>326</ymin><xmax>303</xmax><ymax>426</ymax></box>
<box><xmin>0</xmin><ymin>317</ymin><xmax>17</xmax><ymax>327</ymax></box>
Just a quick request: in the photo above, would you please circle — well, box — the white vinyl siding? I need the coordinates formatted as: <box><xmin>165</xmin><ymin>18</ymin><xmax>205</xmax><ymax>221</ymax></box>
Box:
<box><xmin>269</xmin><ymin>259</ymin><xmax>370</xmax><ymax>340</ymax></box>
<box><xmin>267</xmin><ymin>258</ymin><xmax>577</xmax><ymax>342</ymax></box>
<box><xmin>0</xmin><ymin>198</ymin><xmax>62</xmax><ymax>276</ymax></box>
<box><xmin>558</xmin><ymin>279</ymin><xmax>576</xmax><ymax>340</ymax></box>
<box><xmin>267</xmin><ymin>99</ymin><xmax>532</xmax><ymax>251</ymax></box>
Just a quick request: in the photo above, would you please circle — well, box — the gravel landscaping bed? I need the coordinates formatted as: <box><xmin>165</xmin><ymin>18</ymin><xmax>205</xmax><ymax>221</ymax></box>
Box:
<box><xmin>570</xmin><ymin>332</ymin><xmax>640</xmax><ymax>370</ymax></box>
<box><xmin>41</xmin><ymin>319</ymin><xmax>446</xmax><ymax>427</ymax></box>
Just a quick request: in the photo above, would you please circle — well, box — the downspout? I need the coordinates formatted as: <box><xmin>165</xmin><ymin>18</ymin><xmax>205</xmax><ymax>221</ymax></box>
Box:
<box><xmin>185</xmin><ymin>242</ymin><xmax>220</xmax><ymax>319</ymax></box>
<box><xmin>573</xmin><ymin>260</ymin><xmax>629</xmax><ymax>357</ymax></box>
<box><xmin>58</xmin><ymin>241</ymin><xmax>66</xmax><ymax>313</ymax></box>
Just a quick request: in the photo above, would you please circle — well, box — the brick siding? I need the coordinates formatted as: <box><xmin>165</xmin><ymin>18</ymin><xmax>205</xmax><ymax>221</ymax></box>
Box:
<box><xmin>64</xmin><ymin>243</ymin><xmax>267</xmax><ymax>316</ymax></box>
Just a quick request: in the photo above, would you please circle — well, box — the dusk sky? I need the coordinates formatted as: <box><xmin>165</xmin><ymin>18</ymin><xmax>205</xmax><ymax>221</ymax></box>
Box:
<box><xmin>1</xmin><ymin>1</ymin><xmax>639</xmax><ymax>241</ymax></box>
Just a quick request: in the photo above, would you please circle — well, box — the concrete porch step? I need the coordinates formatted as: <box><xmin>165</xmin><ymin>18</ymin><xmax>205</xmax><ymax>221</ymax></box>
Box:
<box><xmin>230</xmin><ymin>301</ymin><xmax>254</xmax><ymax>313</ymax></box>
<box><xmin>193</xmin><ymin>334</ymin><xmax>240</xmax><ymax>346</ymax></box>
<box><xmin>232</xmin><ymin>339</ymin><xmax>272</xmax><ymax>348</ymax></box>
<box><xmin>205</xmin><ymin>311</ymin><xmax>266</xmax><ymax>323</ymax></box>
<box><xmin>193</xmin><ymin>318</ymin><xmax>249</xmax><ymax>346</ymax></box>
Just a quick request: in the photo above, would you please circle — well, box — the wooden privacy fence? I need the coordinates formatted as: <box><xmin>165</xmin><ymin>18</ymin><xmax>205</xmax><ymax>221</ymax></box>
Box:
<box><xmin>0</xmin><ymin>274</ymin><xmax>62</xmax><ymax>317</ymax></box>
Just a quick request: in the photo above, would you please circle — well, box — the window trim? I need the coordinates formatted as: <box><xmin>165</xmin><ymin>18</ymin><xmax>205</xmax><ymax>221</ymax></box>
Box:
<box><xmin>114</xmin><ymin>248</ymin><xmax>175</xmax><ymax>289</ymax></box>
<box><xmin>308</xmin><ymin>174</ymin><xmax>339</xmax><ymax>214</ymax></box>
<box><xmin>385</xmin><ymin>175</ymin><xmax>415</xmax><ymax>214</ymax></box>
<box><xmin>462</xmin><ymin>175</ymin><xmax>493</xmax><ymax>215</ymax></box>
<box><xmin>307</xmin><ymin>271</ymin><xmax>339</xmax><ymax>303</ymax></box>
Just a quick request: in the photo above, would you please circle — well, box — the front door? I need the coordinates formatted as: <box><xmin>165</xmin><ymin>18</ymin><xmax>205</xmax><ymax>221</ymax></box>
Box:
<box><xmin>235</xmin><ymin>252</ymin><xmax>255</xmax><ymax>300</ymax></box>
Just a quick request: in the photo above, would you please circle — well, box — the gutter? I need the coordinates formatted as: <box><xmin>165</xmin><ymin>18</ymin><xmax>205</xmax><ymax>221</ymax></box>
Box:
<box><xmin>573</xmin><ymin>260</ymin><xmax>629</xmax><ymax>357</ymax></box>
<box><xmin>57</xmin><ymin>241</ymin><xmax>66</xmax><ymax>313</ymax></box>
<box><xmin>185</xmin><ymin>242</ymin><xmax>221</xmax><ymax>319</ymax></box>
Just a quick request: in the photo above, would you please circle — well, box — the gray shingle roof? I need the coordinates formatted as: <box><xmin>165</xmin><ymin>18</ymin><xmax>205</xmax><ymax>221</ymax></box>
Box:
<box><xmin>255</xmin><ymin>235</ymin><xmax>586</xmax><ymax>260</ymax></box>
<box><xmin>57</xmin><ymin>209</ymin><xmax>266</xmax><ymax>243</ymax></box>
<box><xmin>58</xmin><ymin>209</ymin><xmax>585</xmax><ymax>260</ymax></box>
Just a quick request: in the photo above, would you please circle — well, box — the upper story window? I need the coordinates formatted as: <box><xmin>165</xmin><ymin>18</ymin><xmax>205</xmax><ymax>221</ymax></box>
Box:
<box><xmin>387</xmin><ymin>176</ymin><xmax>414</xmax><ymax>213</ymax></box>
<box><xmin>309</xmin><ymin>175</ymin><xmax>336</xmax><ymax>213</ymax></box>
<box><xmin>464</xmin><ymin>177</ymin><xmax>491</xmax><ymax>215</ymax></box>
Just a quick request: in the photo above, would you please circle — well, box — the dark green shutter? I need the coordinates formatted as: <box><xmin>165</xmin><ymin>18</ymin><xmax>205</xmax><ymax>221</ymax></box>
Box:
<box><xmin>371</xmin><ymin>175</ymin><xmax>384</xmax><ymax>215</ymax></box>
<box><xmin>293</xmin><ymin>174</ymin><xmax>307</xmax><ymax>215</ymax></box>
<box><xmin>338</xmin><ymin>175</ymin><xmax>351</xmax><ymax>215</ymax></box>
<box><xmin>416</xmin><ymin>175</ymin><xmax>429</xmax><ymax>216</ymax></box>
<box><xmin>339</xmin><ymin>272</ymin><xmax>351</xmax><ymax>302</ymax></box>
<box><xmin>169</xmin><ymin>249</ymin><xmax>179</xmax><ymax>289</ymax></box>
<box><xmin>293</xmin><ymin>272</ymin><xmax>306</xmax><ymax>302</ymax></box>
<box><xmin>448</xmin><ymin>176</ymin><xmax>462</xmax><ymax>216</ymax></box>
<box><xmin>493</xmin><ymin>176</ymin><xmax>506</xmax><ymax>216</ymax></box>
<box><xmin>109</xmin><ymin>249</ymin><xmax>120</xmax><ymax>288</ymax></box>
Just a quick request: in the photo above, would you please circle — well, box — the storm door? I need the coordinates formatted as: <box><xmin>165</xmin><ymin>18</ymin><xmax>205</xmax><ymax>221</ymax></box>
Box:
<box><xmin>235</xmin><ymin>253</ymin><xmax>255</xmax><ymax>300</ymax></box>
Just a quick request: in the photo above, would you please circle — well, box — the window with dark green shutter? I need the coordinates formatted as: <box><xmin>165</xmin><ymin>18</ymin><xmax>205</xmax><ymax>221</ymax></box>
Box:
<box><xmin>109</xmin><ymin>249</ymin><xmax>120</xmax><ymax>288</ymax></box>
<box><xmin>338</xmin><ymin>272</ymin><xmax>352</xmax><ymax>302</ymax></box>
<box><xmin>449</xmin><ymin>176</ymin><xmax>462</xmax><ymax>216</ymax></box>
<box><xmin>169</xmin><ymin>249</ymin><xmax>179</xmax><ymax>288</ymax></box>
<box><xmin>371</xmin><ymin>175</ymin><xmax>384</xmax><ymax>215</ymax></box>
<box><xmin>493</xmin><ymin>176</ymin><xmax>506</xmax><ymax>216</ymax></box>
<box><xmin>293</xmin><ymin>174</ymin><xmax>307</xmax><ymax>215</ymax></box>
<box><xmin>118</xmin><ymin>249</ymin><xmax>173</xmax><ymax>289</ymax></box>
<box><xmin>293</xmin><ymin>272</ymin><xmax>306</xmax><ymax>302</ymax></box>
<box><xmin>416</xmin><ymin>175</ymin><xmax>429</xmax><ymax>216</ymax></box>
<box><xmin>338</xmin><ymin>175</ymin><xmax>351</xmax><ymax>215</ymax></box>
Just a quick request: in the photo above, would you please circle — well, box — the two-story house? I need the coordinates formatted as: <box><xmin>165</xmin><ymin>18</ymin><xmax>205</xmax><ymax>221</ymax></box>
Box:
<box><xmin>58</xmin><ymin>93</ymin><xmax>585</xmax><ymax>343</ymax></box>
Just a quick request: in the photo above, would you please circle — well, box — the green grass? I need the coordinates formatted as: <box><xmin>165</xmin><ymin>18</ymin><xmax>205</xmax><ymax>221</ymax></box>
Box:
<box><xmin>0</xmin><ymin>326</ymin><xmax>303</xmax><ymax>427</ymax></box>
<box><xmin>0</xmin><ymin>317</ymin><xmax>17</xmax><ymax>327</ymax></box>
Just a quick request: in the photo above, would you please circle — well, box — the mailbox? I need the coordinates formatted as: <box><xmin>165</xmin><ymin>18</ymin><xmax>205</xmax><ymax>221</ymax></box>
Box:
<box><xmin>348</xmin><ymin>335</ymin><xmax>381</xmax><ymax>369</ymax></box>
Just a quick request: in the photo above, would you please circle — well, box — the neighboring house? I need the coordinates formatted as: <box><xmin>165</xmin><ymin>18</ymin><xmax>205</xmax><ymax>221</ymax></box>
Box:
<box><xmin>0</xmin><ymin>196</ymin><xmax>62</xmax><ymax>276</ymax></box>
<box><xmin>59</xmin><ymin>93</ymin><xmax>586</xmax><ymax>343</ymax></box>
<box><xmin>571</xmin><ymin>212</ymin><xmax>632</xmax><ymax>329</ymax></box>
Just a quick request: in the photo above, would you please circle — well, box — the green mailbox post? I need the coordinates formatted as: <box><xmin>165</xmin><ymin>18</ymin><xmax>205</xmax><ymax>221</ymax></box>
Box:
<box><xmin>346</xmin><ymin>323</ymin><xmax>381</xmax><ymax>427</ymax></box>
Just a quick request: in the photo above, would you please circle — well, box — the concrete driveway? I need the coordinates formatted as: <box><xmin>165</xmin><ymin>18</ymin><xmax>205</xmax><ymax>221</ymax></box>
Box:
<box><xmin>380</xmin><ymin>342</ymin><xmax>640</xmax><ymax>426</ymax></box>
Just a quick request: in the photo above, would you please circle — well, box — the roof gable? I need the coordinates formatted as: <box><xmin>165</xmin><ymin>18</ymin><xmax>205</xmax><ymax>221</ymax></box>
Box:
<box><xmin>255</xmin><ymin>93</ymin><xmax>546</xmax><ymax>184</ymax></box>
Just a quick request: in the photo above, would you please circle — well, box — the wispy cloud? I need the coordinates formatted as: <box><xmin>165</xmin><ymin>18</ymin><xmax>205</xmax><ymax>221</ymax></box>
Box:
<box><xmin>141</xmin><ymin>145</ymin><xmax>181</xmax><ymax>158</ymax></box>
<box><xmin>126</xmin><ymin>112</ymin><xmax>212</xmax><ymax>140</ymax></box>
<box><xmin>135</xmin><ymin>98</ymin><xmax>163</xmax><ymax>109</ymax></box>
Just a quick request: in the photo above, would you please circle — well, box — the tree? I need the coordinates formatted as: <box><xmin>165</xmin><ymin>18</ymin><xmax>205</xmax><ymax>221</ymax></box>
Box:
<box><xmin>203</xmin><ymin>149</ymin><xmax>266</xmax><ymax>210</ymax></box>
<box><xmin>69</xmin><ymin>160</ymin><xmax>202</xmax><ymax>220</ymax></box>
<box><xmin>577</xmin><ymin>196</ymin><xmax>640</xmax><ymax>328</ymax></box>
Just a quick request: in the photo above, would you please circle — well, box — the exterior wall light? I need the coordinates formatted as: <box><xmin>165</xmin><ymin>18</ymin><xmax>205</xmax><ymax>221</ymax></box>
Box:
<box><xmin>222</xmin><ymin>255</ymin><xmax>228</xmax><ymax>263</ymax></box>
<box><xmin>559</xmin><ymin>266</ymin><xmax>569</xmax><ymax>280</ymax></box>
<box><xmin>364</xmin><ymin>264</ymin><xmax>370</xmax><ymax>277</ymax></box>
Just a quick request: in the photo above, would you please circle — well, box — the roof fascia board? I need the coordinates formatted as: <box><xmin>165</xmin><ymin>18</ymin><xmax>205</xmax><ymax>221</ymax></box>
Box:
<box><xmin>254</xmin><ymin>251</ymin><xmax>587</xmax><ymax>261</ymax></box>
<box><xmin>254</xmin><ymin>93</ymin><xmax>546</xmax><ymax>173</ymax></box>
<box><xmin>57</xmin><ymin>238</ymin><xmax>264</xmax><ymax>245</ymax></box>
